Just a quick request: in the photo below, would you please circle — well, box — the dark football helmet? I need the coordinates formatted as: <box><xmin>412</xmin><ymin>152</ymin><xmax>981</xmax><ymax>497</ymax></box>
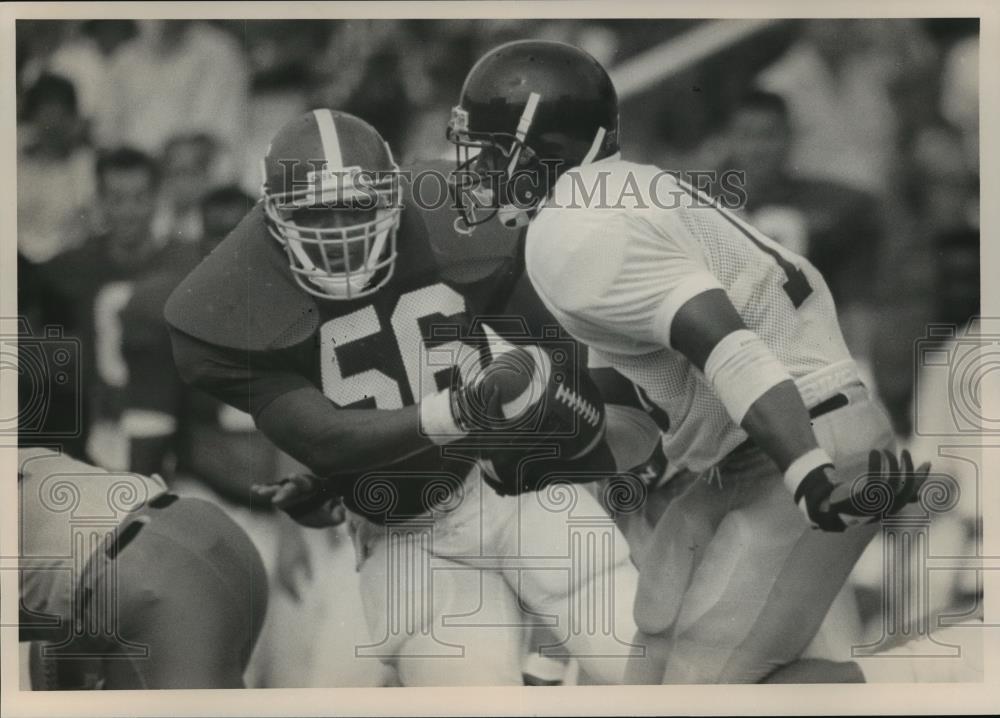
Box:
<box><xmin>262</xmin><ymin>109</ymin><xmax>402</xmax><ymax>300</ymax></box>
<box><xmin>447</xmin><ymin>40</ymin><xmax>620</xmax><ymax>233</ymax></box>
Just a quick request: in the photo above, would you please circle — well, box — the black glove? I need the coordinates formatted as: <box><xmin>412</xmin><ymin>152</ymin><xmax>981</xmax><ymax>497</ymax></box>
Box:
<box><xmin>794</xmin><ymin>449</ymin><xmax>930</xmax><ymax>532</ymax></box>
<box><xmin>251</xmin><ymin>473</ymin><xmax>347</xmax><ymax>529</ymax></box>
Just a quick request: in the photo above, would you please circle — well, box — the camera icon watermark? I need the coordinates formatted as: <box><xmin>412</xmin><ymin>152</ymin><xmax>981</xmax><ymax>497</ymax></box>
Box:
<box><xmin>1</xmin><ymin>317</ymin><xmax>82</xmax><ymax>442</ymax></box>
<box><xmin>913</xmin><ymin>318</ymin><xmax>1000</xmax><ymax>436</ymax></box>
<box><xmin>419</xmin><ymin>315</ymin><xmax>582</xmax><ymax>442</ymax></box>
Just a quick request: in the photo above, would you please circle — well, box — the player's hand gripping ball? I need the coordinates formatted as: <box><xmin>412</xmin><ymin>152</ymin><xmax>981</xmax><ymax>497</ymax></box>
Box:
<box><xmin>464</xmin><ymin>344</ymin><xmax>607</xmax><ymax>495</ymax></box>
<box><xmin>251</xmin><ymin>473</ymin><xmax>347</xmax><ymax>529</ymax></box>
<box><xmin>453</xmin><ymin>343</ymin><xmax>542</xmax><ymax>429</ymax></box>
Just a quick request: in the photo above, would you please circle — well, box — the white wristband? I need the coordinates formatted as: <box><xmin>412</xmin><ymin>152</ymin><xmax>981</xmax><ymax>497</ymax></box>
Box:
<box><xmin>703</xmin><ymin>329</ymin><xmax>792</xmax><ymax>425</ymax></box>
<box><xmin>419</xmin><ymin>389</ymin><xmax>465</xmax><ymax>445</ymax></box>
<box><xmin>783</xmin><ymin>447</ymin><xmax>834</xmax><ymax>497</ymax></box>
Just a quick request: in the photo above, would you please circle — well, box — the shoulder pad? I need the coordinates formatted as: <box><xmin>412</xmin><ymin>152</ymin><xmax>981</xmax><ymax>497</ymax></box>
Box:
<box><xmin>124</xmin><ymin>244</ymin><xmax>200</xmax><ymax>327</ymax></box>
<box><xmin>164</xmin><ymin>202</ymin><xmax>319</xmax><ymax>352</ymax></box>
<box><xmin>400</xmin><ymin>163</ymin><xmax>523</xmax><ymax>286</ymax></box>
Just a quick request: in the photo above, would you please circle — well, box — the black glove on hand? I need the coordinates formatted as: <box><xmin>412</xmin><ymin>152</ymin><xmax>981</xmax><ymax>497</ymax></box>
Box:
<box><xmin>794</xmin><ymin>449</ymin><xmax>930</xmax><ymax>532</ymax></box>
<box><xmin>251</xmin><ymin>473</ymin><xmax>347</xmax><ymax>529</ymax></box>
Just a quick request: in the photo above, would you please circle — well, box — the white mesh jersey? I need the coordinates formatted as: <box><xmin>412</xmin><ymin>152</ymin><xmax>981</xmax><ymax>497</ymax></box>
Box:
<box><xmin>525</xmin><ymin>156</ymin><xmax>857</xmax><ymax>475</ymax></box>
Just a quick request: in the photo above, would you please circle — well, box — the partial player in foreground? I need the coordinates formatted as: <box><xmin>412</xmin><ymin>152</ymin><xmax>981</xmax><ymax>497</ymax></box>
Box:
<box><xmin>18</xmin><ymin>448</ymin><xmax>267</xmax><ymax>689</ymax></box>
<box><xmin>447</xmin><ymin>40</ymin><xmax>930</xmax><ymax>684</ymax></box>
<box><xmin>165</xmin><ymin>110</ymin><xmax>651</xmax><ymax>686</ymax></box>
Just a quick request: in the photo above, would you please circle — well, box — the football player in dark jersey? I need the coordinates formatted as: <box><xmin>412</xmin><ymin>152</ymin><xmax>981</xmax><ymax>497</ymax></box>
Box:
<box><xmin>19</xmin><ymin>449</ymin><xmax>267</xmax><ymax>689</ymax></box>
<box><xmin>166</xmin><ymin>110</ymin><xmax>650</xmax><ymax>686</ymax></box>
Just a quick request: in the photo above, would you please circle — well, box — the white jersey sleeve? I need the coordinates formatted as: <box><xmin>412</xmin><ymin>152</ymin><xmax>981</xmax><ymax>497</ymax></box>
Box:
<box><xmin>526</xmin><ymin>165</ymin><xmax>722</xmax><ymax>356</ymax></box>
<box><xmin>524</xmin><ymin>158</ymin><xmax>858</xmax><ymax>475</ymax></box>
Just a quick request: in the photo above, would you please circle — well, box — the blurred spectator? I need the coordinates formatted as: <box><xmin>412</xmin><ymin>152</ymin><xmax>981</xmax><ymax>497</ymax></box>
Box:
<box><xmin>89</xmin><ymin>148</ymin><xmax>164</xmax><ymax>269</ymax></box>
<box><xmin>394</xmin><ymin>20</ymin><xmax>481</xmax><ymax>162</ymax></box>
<box><xmin>872</xmin><ymin>121</ymin><xmax>978</xmax><ymax>436</ymax></box>
<box><xmin>31</xmin><ymin>148</ymin><xmax>198</xmax><ymax>470</ymax></box>
<box><xmin>757</xmin><ymin>19</ymin><xmax>903</xmax><ymax>197</ymax></box>
<box><xmin>311</xmin><ymin>21</ymin><xmax>417</xmax><ymax>152</ymax></box>
<box><xmin>397</xmin><ymin>19</ymin><xmax>623</xmax><ymax>163</ymax></box>
<box><xmin>910</xmin><ymin>123</ymin><xmax>979</xmax><ymax>237</ymax></box>
<box><xmin>247</xmin><ymin>20</ymin><xmax>330</xmax><ymax>91</ymax></box>
<box><xmin>237</xmin><ymin>22</ymin><xmax>324</xmax><ymax>193</ymax></box>
<box><xmin>713</xmin><ymin>90</ymin><xmax>885</xmax><ymax>370</ymax></box>
<box><xmin>17</xmin><ymin>20</ymin><xmax>69</xmax><ymax>107</ymax></box>
<box><xmin>198</xmin><ymin>184</ymin><xmax>255</xmax><ymax>256</ymax></box>
<box><xmin>154</xmin><ymin>133</ymin><xmax>221</xmax><ymax>244</ymax></box>
<box><xmin>16</xmin><ymin>252</ymin><xmax>91</xmax><ymax>459</ymax></box>
<box><xmin>637</xmin><ymin>21</ymin><xmax>797</xmax><ymax>170</ymax></box>
<box><xmin>867</xmin><ymin>20</ymin><xmax>942</xmax><ymax>151</ymax></box>
<box><xmin>18</xmin><ymin>20</ymin><xmax>137</xmax><ymax>136</ymax></box>
<box><xmin>17</xmin><ymin>74</ymin><xmax>96</xmax><ymax>263</ymax></box>
<box><xmin>940</xmin><ymin>33</ymin><xmax>979</xmax><ymax>172</ymax></box>
<box><xmin>100</xmin><ymin>21</ymin><xmax>248</xmax><ymax>164</ymax></box>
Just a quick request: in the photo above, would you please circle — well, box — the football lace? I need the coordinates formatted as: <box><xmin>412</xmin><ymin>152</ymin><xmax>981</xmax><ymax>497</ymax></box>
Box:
<box><xmin>554</xmin><ymin>382</ymin><xmax>601</xmax><ymax>427</ymax></box>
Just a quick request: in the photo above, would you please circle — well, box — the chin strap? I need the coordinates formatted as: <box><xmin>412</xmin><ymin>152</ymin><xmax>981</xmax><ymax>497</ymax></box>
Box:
<box><xmin>497</xmin><ymin>205</ymin><xmax>531</xmax><ymax>229</ymax></box>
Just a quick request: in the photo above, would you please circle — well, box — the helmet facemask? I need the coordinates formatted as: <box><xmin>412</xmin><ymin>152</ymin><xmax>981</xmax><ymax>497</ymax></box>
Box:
<box><xmin>265</xmin><ymin>168</ymin><xmax>402</xmax><ymax>300</ymax></box>
<box><xmin>447</xmin><ymin>99</ymin><xmax>551</xmax><ymax>234</ymax></box>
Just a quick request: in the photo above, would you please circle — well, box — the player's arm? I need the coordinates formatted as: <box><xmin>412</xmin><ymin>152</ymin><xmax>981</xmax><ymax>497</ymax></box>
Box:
<box><xmin>170</xmin><ymin>327</ymin><xmax>428</xmax><ymax>476</ymax></box>
<box><xmin>671</xmin><ymin>289</ymin><xmax>819</xmax><ymax>474</ymax></box>
<box><xmin>169</xmin><ymin>326</ymin><xmax>535</xmax><ymax>478</ymax></box>
<box><xmin>528</xmin><ymin>221</ymin><xmax>924</xmax><ymax>530</ymax></box>
<box><xmin>670</xmin><ymin>290</ymin><xmax>927</xmax><ymax>531</ymax></box>
<box><xmin>254</xmin><ymin>388</ymin><xmax>432</xmax><ymax>475</ymax></box>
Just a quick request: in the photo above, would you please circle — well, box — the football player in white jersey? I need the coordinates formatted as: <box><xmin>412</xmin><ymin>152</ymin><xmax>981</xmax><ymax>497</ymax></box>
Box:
<box><xmin>447</xmin><ymin>40</ymin><xmax>929</xmax><ymax>684</ymax></box>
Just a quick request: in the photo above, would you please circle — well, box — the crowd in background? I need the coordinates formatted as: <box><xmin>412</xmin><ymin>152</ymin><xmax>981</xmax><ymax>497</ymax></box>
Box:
<box><xmin>15</xmin><ymin>18</ymin><xmax>981</xmax><ymax>680</ymax></box>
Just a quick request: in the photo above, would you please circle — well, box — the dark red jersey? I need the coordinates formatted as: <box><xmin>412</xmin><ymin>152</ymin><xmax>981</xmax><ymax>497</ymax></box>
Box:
<box><xmin>166</xmin><ymin>162</ymin><xmax>563</xmax><ymax>523</ymax></box>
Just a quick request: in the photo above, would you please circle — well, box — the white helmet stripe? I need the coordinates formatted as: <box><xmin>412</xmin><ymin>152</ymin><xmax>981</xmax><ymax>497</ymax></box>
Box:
<box><xmin>581</xmin><ymin>126</ymin><xmax>607</xmax><ymax>166</ymax></box>
<box><xmin>515</xmin><ymin>92</ymin><xmax>541</xmax><ymax>142</ymax></box>
<box><xmin>507</xmin><ymin>91</ymin><xmax>541</xmax><ymax>175</ymax></box>
<box><xmin>313</xmin><ymin>109</ymin><xmax>343</xmax><ymax>168</ymax></box>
